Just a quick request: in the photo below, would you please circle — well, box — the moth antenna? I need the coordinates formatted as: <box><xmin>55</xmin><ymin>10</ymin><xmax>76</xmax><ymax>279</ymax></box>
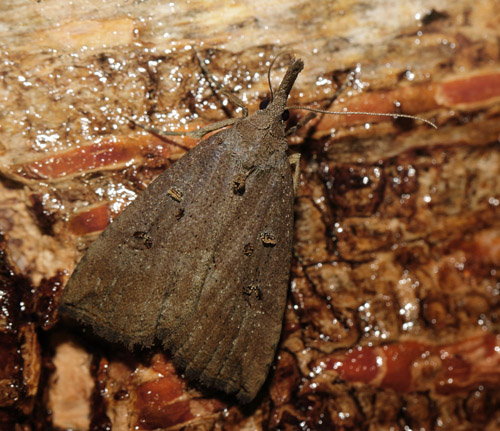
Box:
<box><xmin>287</xmin><ymin>105</ymin><xmax>438</xmax><ymax>129</ymax></box>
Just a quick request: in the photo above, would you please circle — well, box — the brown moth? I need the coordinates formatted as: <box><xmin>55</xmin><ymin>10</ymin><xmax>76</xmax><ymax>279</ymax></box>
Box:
<box><xmin>60</xmin><ymin>58</ymin><xmax>303</xmax><ymax>403</ymax></box>
<box><xmin>60</xmin><ymin>54</ymin><xmax>435</xmax><ymax>402</ymax></box>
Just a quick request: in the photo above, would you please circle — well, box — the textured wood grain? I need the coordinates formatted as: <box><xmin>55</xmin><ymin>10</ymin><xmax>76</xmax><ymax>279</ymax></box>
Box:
<box><xmin>1</xmin><ymin>0</ymin><xmax>500</xmax><ymax>430</ymax></box>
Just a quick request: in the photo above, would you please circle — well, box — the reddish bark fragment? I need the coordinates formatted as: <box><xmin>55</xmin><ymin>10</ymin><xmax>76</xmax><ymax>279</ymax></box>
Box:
<box><xmin>68</xmin><ymin>205</ymin><xmax>111</xmax><ymax>235</ymax></box>
<box><xmin>136</xmin><ymin>393</ymin><xmax>224</xmax><ymax>430</ymax></box>
<box><xmin>436</xmin><ymin>72</ymin><xmax>500</xmax><ymax>106</ymax></box>
<box><xmin>322</xmin><ymin>346</ymin><xmax>379</xmax><ymax>384</ymax></box>
<box><xmin>134</xmin><ymin>354</ymin><xmax>225</xmax><ymax>429</ymax></box>
<box><xmin>315</xmin><ymin>83</ymin><xmax>438</xmax><ymax>130</ymax></box>
<box><xmin>18</xmin><ymin>139</ymin><xmax>142</xmax><ymax>180</ymax></box>
<box><xmin>136</xmin><ymin>376</ymin><xmax>185</xmax><ymax>407</ymax></box>
<box><xmin>381</xmin><ymin>342</ymin><xmax>429</xmax><ymax>392</ymax></box>
<box><xmin>137</xmin><ymin>399</ymin><xmax>191</xmax><ymax>430</ymax></box>
<box><xmin>315</xmin><ymin>334</ymin><xmax>500</xmax><ymax>395</ymax></box>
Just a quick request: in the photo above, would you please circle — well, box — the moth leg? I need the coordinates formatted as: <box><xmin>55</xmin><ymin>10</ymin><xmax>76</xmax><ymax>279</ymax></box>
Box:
<box><xmin>285</xmin><ymin>112</ymin><xmax>316</xmax><ymax>136</ymax></box>
<box><xmin>288</xmin><ymin>153</ymin><xmax>301</xmax><ymax>195</ymax></box>
<box><xmin>194</xmin><ymin>48</ymin><xmax>249</xmax><ymax>118</ymax></box>
<box><xmin>125</xmin><ymin>116</ymin><xmax>237</xmax><ymax>140</ymax></box>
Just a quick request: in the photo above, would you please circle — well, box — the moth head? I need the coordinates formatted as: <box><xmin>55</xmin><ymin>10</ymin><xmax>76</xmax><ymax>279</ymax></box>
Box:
<box><xmin>257</xmin><ymin>58</ymin><xmax>304</xmax><ymax>128</ymax></box>
<box><xmin>259</xmin><ymin>98</ymin><xmax>290</xmax><ymax>122</ymax></box>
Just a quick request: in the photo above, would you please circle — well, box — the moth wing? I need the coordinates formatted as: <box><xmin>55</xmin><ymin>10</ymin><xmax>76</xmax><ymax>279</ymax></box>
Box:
<box><xmin>156</xmin><ymin>141</ymin><xmax>294</xmax><ymax>402</ymax></box>
<box><xmin>60</xmin><ymin>129</ymin><xmax>232</xmax><ymax>347</ymax></box>
<box><xmin>60</xmin><ymin>127</ymin><xmax>294</xmax><ymax>402</ymax></box>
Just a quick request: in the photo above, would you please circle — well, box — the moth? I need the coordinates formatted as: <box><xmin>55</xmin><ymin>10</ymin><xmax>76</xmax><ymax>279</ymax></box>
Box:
<box><xmin>60</xmin><ymin>53</ymin><xmax>435</xmax><ymax>402</ymax></box>
<box><xmin>60</xmin><ymin>56</ymin><xmax>303</xmax><ymax>403</ymax></box>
